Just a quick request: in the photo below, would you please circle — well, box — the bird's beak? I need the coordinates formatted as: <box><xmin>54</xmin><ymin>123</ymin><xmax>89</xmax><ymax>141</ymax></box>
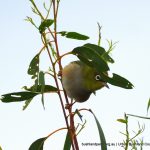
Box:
<box><xmin>93</xmin><ymin>91</ymin><xmax>96</xmax><ymax>95</ymax></box>
<box><xmin>103</xmin><ymin>82</ymin><xmax>109</xmax><ymax>89</ymax></box>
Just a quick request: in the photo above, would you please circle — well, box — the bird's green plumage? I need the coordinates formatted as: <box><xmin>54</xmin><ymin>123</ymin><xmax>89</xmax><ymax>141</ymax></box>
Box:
<box><xmin>62</xmin><ymin>61</ymin><xmax>107</xmax><ymax>102</ymax></box>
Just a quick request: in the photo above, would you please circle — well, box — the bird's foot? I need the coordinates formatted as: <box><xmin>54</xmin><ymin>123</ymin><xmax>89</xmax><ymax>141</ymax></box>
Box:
<box><xmin>58</xmin><ymin>70</ymin><xmax>62</xmax><ymax>77</ymax></box>
<box><xmin>65</xmin><ymin>102</ymin><xmax>76</xmax><ymax>109</ymax></box>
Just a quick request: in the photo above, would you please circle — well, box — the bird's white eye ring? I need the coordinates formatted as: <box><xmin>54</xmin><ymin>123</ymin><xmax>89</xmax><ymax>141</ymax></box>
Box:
<box><xmin>95</xmin><ymin>75</ymin><xmax>102</xmax><ymax>81</ymax></box>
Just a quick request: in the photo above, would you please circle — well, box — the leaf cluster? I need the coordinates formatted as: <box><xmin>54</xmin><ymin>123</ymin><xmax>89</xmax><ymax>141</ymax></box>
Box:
<box><xmin>0</xmin><ymin>0</ymin><xmax>137</xmax><ymax>150</ymax></box>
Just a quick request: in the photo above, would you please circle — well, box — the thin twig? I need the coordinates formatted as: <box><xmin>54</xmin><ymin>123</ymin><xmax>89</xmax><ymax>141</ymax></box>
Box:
<box><xmin>47</xmin><ymin>127</ymin><xmax>67</xmax><ymax>138</ymax></box>
<box><xmin>30</xmin><ymin>0</ymin><xmax>45</xmax><ymax>20</ymax></box>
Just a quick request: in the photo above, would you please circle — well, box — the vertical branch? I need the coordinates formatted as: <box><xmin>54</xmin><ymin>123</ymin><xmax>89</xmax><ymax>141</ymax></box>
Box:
<box><xmin>125</xmin><ymin>114</ymin><xmax>129</xmax><ymax>150</ymax></box>
<box><xmin>29</xmin><ymin>0</ymin><xmax>79</xmax><ymax>149</ymax></box>
<box><xmin>52</xmin><ymin>0</ymin><xmax>79</xmax><ymax>149</ymax></box>
<box><xmin>70</xmin><ymin>108</ymin><xmax>80</xmax><ymax>150</ymax></box>
<box><xmin>52</xmin><ymin>0</ymin><xmax>62</xmax><ymax>70</ymax></box>
<box><xmin>30</xmin><ymin>0</ymin><xmax>44</xmax><ymax>20</ymax></box>
<box><xmin>42</xmin><ymin>33</ymin><xmax>75</xmax><ymax>149</ymax></box>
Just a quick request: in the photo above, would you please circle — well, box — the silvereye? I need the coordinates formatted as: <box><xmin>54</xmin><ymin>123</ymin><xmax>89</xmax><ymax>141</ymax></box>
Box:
<box><xmin>62</xmin><ymin>61</ymin><xmax>109</xmax><ymax>102</ymax></box>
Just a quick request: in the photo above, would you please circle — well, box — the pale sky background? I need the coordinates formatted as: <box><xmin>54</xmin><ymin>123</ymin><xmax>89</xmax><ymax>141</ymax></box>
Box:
<box><xmin>0</xmin><ymin>0</ymin><xmax>150</xmax><ymax>150</ymax></box>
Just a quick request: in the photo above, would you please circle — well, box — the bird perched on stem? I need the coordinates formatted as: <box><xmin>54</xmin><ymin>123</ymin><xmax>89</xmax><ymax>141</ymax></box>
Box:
<box><xmin>62</xmin><ymin>61</ymin><xmax>109</xmax><ymax>102</ymax></box>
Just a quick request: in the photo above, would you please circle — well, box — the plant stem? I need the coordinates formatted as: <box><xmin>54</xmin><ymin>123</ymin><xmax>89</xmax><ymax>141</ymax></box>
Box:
<box><xmin>42</xmin><ymin>34</ymin><xmax>71</xmax><ymax>146</ymax></box>
<box><xmin>52</xmin><ymin>0</ymin><xmax>79</xmax><ymax>149</ymax></box>
<box><xmin>47</xmin><ymin>127</ymin><xmax>67</xmax><ymax>138</ymax></box>
<box><xmin>30</xmin><ymin>0</ymin><xmax>44</xmax><ymax>20</ymax></box>
<box><xmin>31</xmin><ymin>1</ymin><xmax>79</xmax><ymax>149</ymax></box>
<box><xmin>125</xmin><ymin>114</ymin><xmax>129</xmax><ymax>150</ymax></box>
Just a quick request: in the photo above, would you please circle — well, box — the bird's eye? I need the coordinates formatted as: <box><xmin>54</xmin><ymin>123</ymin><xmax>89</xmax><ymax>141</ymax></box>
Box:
<box><xmin>95</xmin><ymin>75</ymin><xmax>102</xmax><ymax>81</ymax></box>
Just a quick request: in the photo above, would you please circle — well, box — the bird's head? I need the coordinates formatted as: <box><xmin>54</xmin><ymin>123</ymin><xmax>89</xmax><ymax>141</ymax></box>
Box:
<box><xmin>81</xmin><ymin>62</ymin><xmax>109</xmax><ymax>92</ymax></box>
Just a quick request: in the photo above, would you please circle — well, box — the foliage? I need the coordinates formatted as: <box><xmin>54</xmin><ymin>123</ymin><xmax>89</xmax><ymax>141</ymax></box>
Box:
<box><xmin>117</xmin><ymin>113</ymin><xmax>147</xmax><ymax>150</ymax></box>
<box><xmin>2</xmin><ymin>0</ymin><xmax>148</xmax><ymax>150</ymax></box>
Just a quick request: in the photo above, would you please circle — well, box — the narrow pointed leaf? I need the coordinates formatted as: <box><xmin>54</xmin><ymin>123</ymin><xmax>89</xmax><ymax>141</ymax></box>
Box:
<box><xmin>84</xmin><ymin>43</ymin><xmax>114</xmax><ymax>63</ymax></box>
<box><xmin>22</xmin><ymin>98</ymin><xmax>33</xmax><ymax>110</ymax></box>
<box><xmin>1</xmin><ymin>92</ymin><xmax>39</xmax><ymax>103</ymax></box>
<box><xmin>102</xmin><ymin>52</ymin><xmax>114</xmax><ymax>63</ymax></box>
<box><xmin>101</xmin><ymin>73</ymin><xmax>133</xmax><ymax>89</ymax></box>
<box><xmin>91</xmin><ymin>111</ymin><xmax>107</xmax><ymax>150</ymax></box>
<box><xmin>63</xmin><ymin>132</ymin><xmax>72</xmax><ymax>150</ymax></box>
<box><xmin>72</xmin><ymin>46</ymin><xmax>109</xmax><ymax>72</ymax></box>
<box><xmin>84</xmin><ymin>43</ymin><xmax>105</xmax><ymax>55</ymax></box>
<box><xmin>29</xmin><ymin>137</ymin><xmax>47</xmax><ymax>150</ymax></box>
<box><xmin>39</xmin><ymin>71</ymin><xmax>45</xmax><ymax>85</ymax></box>
<box><xmin>75</xmin><ymin>109</ymin><xmax>83</xmax><ymax>122</ymax></box>
<box><xmin>117</xmin><ymin>119</ymin><xmax>127</xmax><ymax>124</ymax></box>
<box><xmin>23</xmin><ymin>85</ymin><xmax>58</xmax><ymax>93</ymax></box>
<box><xmin>22</xmin><ymin>85</ymin><xmax>58</xmax><ymax>109</ymax></box>
<box><xmin>147</xmin><ymin>98</ymin><xmax>150</xmax><ymax>114</ymax></box>
<box><xmin>28</xmin><ymin>54</ymin><xmax>39</xmax><ymax>79</ymax></box>
<box><xmin>59</xmin><ymin>31</ymin><xmax>89</xmax><ymax>40</ymax></box>
<box><xmin>39</xmin><ymin>71</ymin><xmax>45</xmax><ymax>109</ymax></box>
<box><xmin>39</xmin><ymin>19</ymin><xmax>54</xmax><ymax>33</ymax></box>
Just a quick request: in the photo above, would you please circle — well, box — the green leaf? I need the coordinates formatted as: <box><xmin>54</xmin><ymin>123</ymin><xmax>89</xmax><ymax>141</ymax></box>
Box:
<box><xmin>28</xmin><ymin>54</ymin><xmax>39</xmax><ymax>79</ymax></box>
<box><xmin>22</xmin><ymin>84</ymin><xmax>57</xmax><ymax>109</ymax></box>
<box><xmin>22</xmin><ymin>98</ymin><xmax>33</xmax><ymax>110</ymax></box>
<box><xmin>24</xmin><ymin>85</ymin><xmax>58</xmax><ymax>93</ymax></box>
<box><xmin>101</xmin><ymin>73</ymin><xmax>133</xmax><ymax>89</ymax></box>
<box><xmin>1</xmin><ymin>92</ymin><xmax>39</xmax><ymax>103</ymax></box>
<box><xmin>39</xmin><ymin>19</ymin><xmax>54</xmax><ymax>33</ymax></box>
<box><xmin>72</xmin><ymin>46</ymin><xmax>109</xmax><ymax>72</ymax></box>
<box><xmin>147</xmin><ymin>98</ymin><xmax>150</xmax><ymax>114</ymax></box>
<box><xmin>72</xmin><ymin>43</ymin><xmax>133</xmax><ymax>89</ymax></box>
<box><xmin>84</xmin><ymin>43</ymin><xmax>114</xmax><ymax>63</ymax></box>
<box><xmin>102</xmin><ymin>52</ymin><xmax>114</xmax><ymax>64</ymax></box>
<box><xmin>75</xmin><ymin>109</ymin><xmax>83</xmax><ymax>122</ymax></box>
<box><xmin>117</xmin><ymin>119</ymin><xmax>127</xmax><ymax>124</ymax></box>
<box><xmin>29</xmin><ymin>137</ymin><xmax>47</xmax><ymax>150</ymax></box>
<box><xmin>39</xmin><ymin>71</ymin><xmax>45</xmax><ymax>109</ymax></box>
<box><xmin>39</xmin><ymin>71</ymin><xmax>45</xmax><ymax>85</ymax></box>
<box><xmin>90</xmin><ymin>111</ymin><xmax>107</xmax><ymax>150</ymax></box>
<box><xmin>63</xmin><ymin>132</ymin><xmax>72</xmax><ymax>150</ymax></box>
<box><xmin>0</xmin><ymin>146</ymin><xmax>2</xmax><ymax>150</ymax></box>
<box><xmin>59</xmin><ymin>31</ymin><xmax>89</xmax><ymax>40</ymax></box>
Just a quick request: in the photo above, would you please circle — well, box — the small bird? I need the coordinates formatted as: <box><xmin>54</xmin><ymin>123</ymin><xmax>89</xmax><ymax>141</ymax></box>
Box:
<box><xmin>62</xmin><ymin>61</ymin><xmax>109</xmax><ymax>102</ymax></box>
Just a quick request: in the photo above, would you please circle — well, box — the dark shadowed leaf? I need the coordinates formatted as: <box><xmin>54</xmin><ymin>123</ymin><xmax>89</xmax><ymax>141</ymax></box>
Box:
<box><xmin>39</xmin><ymin>71</ymin><xmax>45</xmax><ymax>86</ymax></box>
<box><xmin>28</xmin><ymin>54</ymin><xmax>39</xmax><ymax>79</ymax></box>
<box><xmin>21</xmin><ymin>85</ymin><xmax>57</xmax><ymax>110</ymax></box>
<box><xmin>117</xmin><ymin>119</ymin><xmax>127</xmax><ymax>124</ymax></box>
<box><xmin>100</xmin><ymin>73</ymin><xmax>133</xmax><ymax>89</ymax></box>
<box><xmin>72</xmin><ymin>46</ymin><xmax>109</xmax><ymax>72</ymax></box>
<box><xmin>102</xmin><ymin>52</ymin><xmax>114</xmax><ymax>63</ymax></box>
<box><xmin>22</xmin><ymin>85</ymin><xmax>57</xmax><ymax>109</ymax></box>
<box><xmin>63</xmin><ymin>132</ymin><xmax>72</xmax><ymax>150</ymax></box>
<box><xmin>147</xmin><ymin>98</ymin><xmax>150</xmax><ymax>114</ymax></box>
<box><xmin>84</xmin><ymin>43</ymin><xmax>114</xmax><ymax>63</ymax></box>
<box><xmin>22</xmin><ymin>98</ymin><xmax>33</xmax><ymax>110</ymax></box>
<box><xmin>39</xmin><ymin>71</ymin><xmax>45</xmax><ymax>109</ymax></box>
<box><xmin>24</xmin><ymin>85</ymin><xmax>58</xmax><ymax>93</ymax></box>
<box><xmin>59</xmin><ymin>31</ymin><xmax>89</xmax><ymax>40</ymax></box>
<box><xmin>75</xmin><ymin>109</ymin><xmax>83</xmax><ymax>122</ymax></box>
<box><xmin>1</xmin><ymin>92</ymin><xmax>39</xmax><ymax>103</ymax></box>
<box><xmin>29</xmin><ymin>137</ymin><xmax>47</xmax><ymax>150</ymax></box>
<box><xmin>39</xmin><ymin>19</ymin><xmax>54</xmax><ymax>33</ymax></box>
<box><xmin>0</xmin><ymin>146</ymin><xmax>2</xmax><ymax>150</ymax></box>
<box><xmin>91</xmin><ymin>111</ymin><xmax>107</xmax><ymax>150</ymax></box>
